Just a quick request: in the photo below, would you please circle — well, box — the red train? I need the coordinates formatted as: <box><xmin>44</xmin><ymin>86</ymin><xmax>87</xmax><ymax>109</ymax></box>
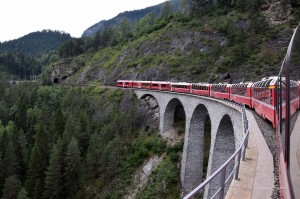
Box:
<box><xmin>117</xmin><ymin>77</ymin><xmax>300</xmax><ymax>128</ymax></box>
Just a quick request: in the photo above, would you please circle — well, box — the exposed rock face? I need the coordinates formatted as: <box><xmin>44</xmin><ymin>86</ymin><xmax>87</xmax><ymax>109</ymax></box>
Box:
<box><xmin>137</xmin><ymin>95</ymin><xmax>160</xmax><ymax>132</ymax></box>
<box><xmin>51</xmin><ymin>68</ymin><xmax>60</xmax><ymax>83</ymax></box>
<box><xmin>261</xmin><ymin>1</ymin><xmax>293</xmax><ymax>26</ymax></box>
<box><xmin>124</xmin><ymin>156</ymin><xmax>164</xmax><ymax>199</ymax></box>
<box><xmin>50</xmin><ymin>64</ymin><xmax>75</xmax><ymax>84</ymax></box>
<box><xmin>162</xmin><ymin>128</ymin><xmax>184</xmax><ymax>145</ymax></box>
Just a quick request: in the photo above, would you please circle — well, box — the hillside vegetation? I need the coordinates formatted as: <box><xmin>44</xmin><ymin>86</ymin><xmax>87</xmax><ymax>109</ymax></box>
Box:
<box><xmin>82</xmin><ymin>0</ymin><xmax>180</xmax><ymax>37</ymax></box>
<box><xmin>45</xmin><ymin>0</ymin><xmax>300</xmax><ymax>85</ymax></box>
<box><xmin>0</xmin><ymin>30</ymin><xmax>71</xmax><ymax>80</ymax></box>
<box><xmin>0</xmin><ymin>30</ymin><xmax>71</xmax><ymax>57</ymax></box>
<box><xmin>0</xmin><ymin>81</ymin><xmax>182</xmax><ymax>198</ymax></box>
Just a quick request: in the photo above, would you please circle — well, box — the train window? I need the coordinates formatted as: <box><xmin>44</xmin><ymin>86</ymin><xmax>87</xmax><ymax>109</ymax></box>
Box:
<box><xmin>152</xmin><ymin>84</ymin><xmax>158</xmax><ymax>87</ymax></box>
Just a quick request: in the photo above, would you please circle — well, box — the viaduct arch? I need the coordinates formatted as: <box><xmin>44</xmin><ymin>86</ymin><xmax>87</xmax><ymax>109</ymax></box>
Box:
<box><xmin>134</xmin><ymin>90</ymin><xmax>244</xmax><ymax>194</ymax></box>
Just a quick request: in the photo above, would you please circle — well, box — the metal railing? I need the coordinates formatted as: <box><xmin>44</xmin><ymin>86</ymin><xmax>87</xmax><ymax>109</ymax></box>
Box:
<box><xmin>183</xmin><ymin>105</ymin><xmax>249</xmax><ymax>199</ymax></box>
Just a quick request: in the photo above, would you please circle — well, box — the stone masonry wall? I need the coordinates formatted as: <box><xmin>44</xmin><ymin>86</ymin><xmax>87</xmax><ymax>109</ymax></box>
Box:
<box><xmin>134</xmin><ymin>90</ymin><xmax>244</xmax><ymax>196</ymax></box>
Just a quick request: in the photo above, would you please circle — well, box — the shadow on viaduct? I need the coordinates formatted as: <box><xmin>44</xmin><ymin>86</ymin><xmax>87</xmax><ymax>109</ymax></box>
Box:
<box><xmin>134</xmin><ymin>90</ymin><xmax>244</xmax><ymax>196</ymax></box>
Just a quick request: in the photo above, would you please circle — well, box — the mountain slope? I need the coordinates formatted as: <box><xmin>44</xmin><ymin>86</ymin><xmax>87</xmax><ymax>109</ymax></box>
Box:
<box><xmin>45</xmin><ymin>1</ymin><xmax>299</xmax><ymax>86</ymax></box>
<box><xmin>82</xmin><ymin>0</ymin><xmax>180</xmax><ymax>37</ymax></box>
<box><xmin>0</xmin><ymin>30</ymin><xmax>71</xmax><ymax>57</ymax></box>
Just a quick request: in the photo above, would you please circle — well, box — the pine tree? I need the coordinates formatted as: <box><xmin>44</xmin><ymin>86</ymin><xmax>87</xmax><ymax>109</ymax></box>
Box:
<box><xmin>34</xmin><ymin>123</ymin><xmax>50</xmax><ymax>166</ymax></box>
<box><xmin>14</xmin><ymin>96</ymin><xmax>27</xmax><ymax>131</ymax></box>
<box><xmin>93</xmin><ymin>31</ymin><xmax>101</xmax><ymax>50</ymax></box>
<box><xmin>2</xmin><ymin>176</ymin><xmax>21</xmax><ymax>199</ymax></box>
<box><xmin>33</xmin><ymin>179</ymin><xmax>42</xmax><ymax>199</ymax></box>
<box><xmin>62</xmin><ymin>117</ymin><xmax>76</xmax><ymax>145</ymax></box>
<box><xmin>17</xmin><ymin>188</ymin><xmax>29</xmax><ymax>199</ymax></box>
<box><xmin>54</xmin><ymin>109</ymin><xmax>65</xmax><ymax>139</ymax></box>
<box><xmin>63</xmin><ymin>137</ymin><xmax>81</xmax><ymax>198</ymax></box>
<box><xmin>0</xmin><ymin>151</ymin><xmax>4</xmax><ymax>193</ymax></box>
<box><xmin>11</xmin><ymin>129</ymin><xmax>28</xmax><ymax>181</ymax></box>
<box><xmin>26</xmin><ymin>107</ymin><xmax>41</xmax><ymax>147</ymax></box>
<box><xmin>4</xmin><ymin>141</ymin><xmax>18</xmax><ymax>178</ymax></box>
<box><xmin>25</xmin><ymin>143</ymin><xmax>43</xmax><ymax>196</ymax></box>
<box><xmin>43</xmin><ymin>139</ymin><xmax>63</xmax><ymax>199</ymax></box>
<box><xmin>188</xmin><ymin>0</ymin><xmax>212</xmax><ymax>16</ymax></box>
<box><xmin>85</xmin><ymin>133</ymin><xmax>101</xmax><ymax>180</ymax></box>
<box><xmin>17</xmin><ymin>129</ymin><xmax>28</xmax><ymax>164</ymax></box>
<box><xmin>120</xmin><ymin>18</ymin><xmax>132</xmax><ymax>42</ymax></box>
<box><xmin>160</xmin><ymin>1</ymin><xmax>174</xmax><ymax>18</ymax></box>
<box><xmin>77</xmin><ymin>112</ymin><xmax>89</xmax><ymax>154</ymax></box>
<box><xmin>0</xmin><ymin>129</ymin><xmax>9</xmax><ymax>157</ymax></box>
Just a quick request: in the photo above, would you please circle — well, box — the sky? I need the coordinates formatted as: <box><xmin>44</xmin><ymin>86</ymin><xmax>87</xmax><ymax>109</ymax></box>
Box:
<box><xmin>0</xmin><ymin>0</ymin><xmax>167</xmax><ymax>42</ymax></box>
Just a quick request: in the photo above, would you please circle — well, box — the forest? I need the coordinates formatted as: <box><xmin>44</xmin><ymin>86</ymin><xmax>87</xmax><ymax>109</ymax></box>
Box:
<box><xmin>0</xmin><ymin>79</ymin><xmax>182</xmax><ymax>199</ymax></box>
<box><xmin>0</xmin><ymin>30</ymin><xmax>71</xmax><ymax>57</ymax></box>
<box><xmin>0</xmin><ymin>30</ymin><xmax>70</xmax><ymax>80</ymax></box>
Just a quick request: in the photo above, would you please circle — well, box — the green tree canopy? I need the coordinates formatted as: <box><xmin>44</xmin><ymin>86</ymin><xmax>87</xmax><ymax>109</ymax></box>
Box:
<box><xmin>43</xmin><ymin>139</ymin><xmax>63</xmax><ymax>199</ymax></box>
<box><xmin>63</xmin><ymin>137</ymin><xmax>81</xmax><ymax>197</ymax></box>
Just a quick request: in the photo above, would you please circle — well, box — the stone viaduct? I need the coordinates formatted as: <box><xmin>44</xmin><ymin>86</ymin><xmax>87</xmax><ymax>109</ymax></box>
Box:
<box><xmin>134</xmin><ymin>89</ymin><xmax>245</xmax><ymax>196</ymax></box>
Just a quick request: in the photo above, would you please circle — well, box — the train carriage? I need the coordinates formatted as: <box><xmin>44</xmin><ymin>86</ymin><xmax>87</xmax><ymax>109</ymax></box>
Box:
<box><xmin>132</xmin><ymin>81</ymin><xmax>151</xmax><ymax>89</ymax></box>
<box><xmin>191</xmin><ymin>83</ymin><xmax>211</xmax><ymax>96</ymax></box>
<box><xmin>252</xmin><ymin>77</ymin><xmax>298</xmax><ymax>127</ymax></box>
<box><xmin>171</xmin><ymin>82</ymin><xmax>191</xmax><ymax>93</ymax></box>
<box><xmin>210</xmin><ymin>84</ymin><xmax>231</xmax><ymax>100</ymax></box>
<box><xmin>252</xmin><ymin>77</ymin><xmax>278</xmax><ymax>127</ymax></box>
<box><xmin>117</xmin><ymin>80</ymin><xmax>133</xmax><ymax>88</ymax></box>
<box><xmin>276</xmin><ymin>78</ymin><xmax>299</xmax><ymax>121</ymax></box>
<box><xmin>151</xmin><ymin>81</ymin><xmax>171</xmax><ymax>91</ymax></box>
<box><xmin>230</xmin><ymin>82</ymin><xmax>253</xmax><ymax>108</ymax></box>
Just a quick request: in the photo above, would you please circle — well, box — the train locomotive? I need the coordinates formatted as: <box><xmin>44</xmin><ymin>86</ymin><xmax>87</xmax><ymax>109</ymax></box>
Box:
<box><xmin>117</xmin><ymin>77</ymin><xmax>300</xmax><ymax>128</ymax></box>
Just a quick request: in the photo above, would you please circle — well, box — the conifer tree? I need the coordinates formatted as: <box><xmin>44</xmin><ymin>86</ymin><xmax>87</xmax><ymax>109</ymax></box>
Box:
<box><xmin>77</xmin><ymin>112</ymin><xmax>89</xmax><ymax>154</ymax></box>
<box><xmin>17</xmin><ymin>129</ymin><xmax>28</xmax><ymax>166</ymax></box>
<box><xmin>2</xmin><ymin>176</ymin><xmax>21</xmax><ymax>199</ymax></box>
<box><xmin>25</xmin><ymin>143</ymin><xmax>43</xmax><ymax>196</ymax></box>
<box><xmin>43</xmin><ymin>139</ymin><xmax>63</xmax><ymax>199</ymax></box>
<box><xmin>160</xmin><ymin>1</ymin><xmax>174</xmax><ymax>18</ymax></box>
<box><xmin>120</xmin><ymin>18</ymin><xmax>132</xmax><ymax>42</ymax></box>
<box><xmin>188</xmin><ymin>0</ymin><xmax>212</xmax><ymax>15</ymax></box>
<box><xmin>26</xmin><ymin>107</ymin><xmax>41</xmax><ymax>147</ymax></box>
<box><xmin>85</xmin><ymin>133</ymin><xmax>101</xmax><ymax>180</ymax></box>
<box><xmin>33</xmin><ymin>179</ymin><xmax>42</xmax><ymax>199</ymax></box>
<box><xmin>62</xmin><ymin>117</ymin><xmax>76</xmax><ymax>145</ymax></box>
<box><xmin>0</xmin><ymin>129</ymin><xmax>9</xmax><ymax>156</ymax></box>
<box><xmin>54</xmin><ymin>109</ymin><xmax>64</xmax><ymax>138</ymax></box>
<box><xmin>34</xmin><ymin>123</ymin><xmax>50</xmax><ymax>165</ymax></box>
<box><xmin>0</xmin><ymin>151</ymin><xmax>4</xmax><ymax>193</ymax></box>
<box><xmin>4</xmin><ymin>141</ymin><xmax>18</xmax><ymax>178</ymax></box>
<box><xmin>14</xmin><ymin>96</ymin><xmax>27</xmax><ymax>131</ymax></box>
<box><xmin>17</xmin><ymin>188</ymin><xmax>29</xmax><ymax>199</ymax></box>
<box><xmin>93</xmin><ymin>31</ymin><xmax>101</xmax><ymax>50</ymax></box>
<box><xmin>63</xmin><ymin>137</ymin><xmax>81</xmax><ymax>197</ymax></box>
<box><xmin>11</xmin><ymin>129</ymin><xmax>28</xmax><ymax>180</ymax></box>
